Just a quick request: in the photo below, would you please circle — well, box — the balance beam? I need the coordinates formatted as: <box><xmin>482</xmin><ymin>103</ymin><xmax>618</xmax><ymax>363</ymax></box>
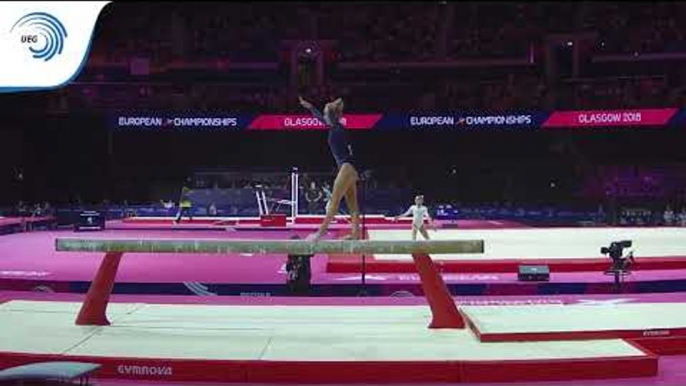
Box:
<box><xmin>56</xmin><ymin>238</ymin><xmax>484</xmax><ymax>329</ymax></box>
<box><xmin>55</xmin><ymin>238</ymin><xmax>484</xmax><ymax>255</ymax></box>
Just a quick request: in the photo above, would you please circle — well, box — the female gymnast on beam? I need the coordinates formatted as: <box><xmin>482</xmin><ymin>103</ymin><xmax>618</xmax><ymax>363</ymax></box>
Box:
<box><xmin>298</xmin><ymin>96</ymin><xmax>360</xmax><ymax>241</ymax></box>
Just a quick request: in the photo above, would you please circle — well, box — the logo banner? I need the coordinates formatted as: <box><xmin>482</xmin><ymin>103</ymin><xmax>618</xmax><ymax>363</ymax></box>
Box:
<box><xmin>375</xmin><ymin>112</ymin><xmax>547</xmax><ymax>130</ymax></box>
<box><xmin>110</xmin><ymin>113</ymin><xmax>251</xmax><ymax>131</ymax></box>
<box><xmin>247</xmin><ymin>114</ymin><xmax>383</xmax><ymax>130</ymax></box>
<box><xmin>107</xmin><ymin>109</ymin><xmax>686</xmax><ymax>131</ymax></box>
<box><xmin>0</xmin><ymin>1</ymin><xmax>110</xmax><ymax>92</ymax></box>
<box><xmin>542</xmin><ymin>109</ymin><xmax>678</xmax><ymax>128</ymax></box>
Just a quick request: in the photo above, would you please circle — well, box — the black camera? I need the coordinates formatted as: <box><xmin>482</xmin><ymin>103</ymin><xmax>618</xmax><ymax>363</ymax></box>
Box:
<box><xmin>600</xmin><ymin>240</ymin><xmax>632</xmax><ymax>261</ymax></box>
<box><xmin>602</xmin><ymin>240</ymin><xmax>635</xmax><ymax>286</ymax></box>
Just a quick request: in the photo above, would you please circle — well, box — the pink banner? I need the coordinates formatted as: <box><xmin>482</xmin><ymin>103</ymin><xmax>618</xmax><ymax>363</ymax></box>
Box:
<box><xmin>248</xmin><ymin>114</ymin><xmax>383</xmax><ymax>130</ymax></box>
<box><xmin>542</xmin><ymin>109</ymin><xmax>677</xmax><ymax>128</ymax></box>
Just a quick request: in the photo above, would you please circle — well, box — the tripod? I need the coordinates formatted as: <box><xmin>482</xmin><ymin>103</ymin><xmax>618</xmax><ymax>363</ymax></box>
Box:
<box><xmin>604</xmin><ymin>252</ymin><xmax>634</xmax><ymax>293</ymax></box>
<box><xmin>358</xmin><ymin>171</ymin><xmax>369</xmax><ymax>296</ymax></box>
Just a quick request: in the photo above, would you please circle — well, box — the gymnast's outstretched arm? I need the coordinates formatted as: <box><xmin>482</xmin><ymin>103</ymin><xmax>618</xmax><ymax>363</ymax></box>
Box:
<box><xmin>393</xmin><ymin>206</ymin><xmax>414</xmax><ymax>222</ymax></box>
<box><xmin>299</xmin><ymin>96</ymin><xmax>328</xmax><ymax>126</ymax></box>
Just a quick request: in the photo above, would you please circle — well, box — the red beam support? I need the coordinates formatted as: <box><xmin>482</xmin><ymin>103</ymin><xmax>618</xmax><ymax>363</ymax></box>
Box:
<box><xmin>75</xmin><ymin>252</ymin><xmax>124</xmax><ymax>326</ymax></box>
<box><xmin>412</xmin><ymin>253</ymin><xmax>464</xmax><ymax>328</ymax></box>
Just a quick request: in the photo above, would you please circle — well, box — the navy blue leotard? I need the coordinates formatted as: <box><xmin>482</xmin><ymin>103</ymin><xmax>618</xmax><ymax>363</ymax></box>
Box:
<box><xmin>306</xmin><ymin>106</ymin><xmax>356</xmax><ymax>169</ymax></box>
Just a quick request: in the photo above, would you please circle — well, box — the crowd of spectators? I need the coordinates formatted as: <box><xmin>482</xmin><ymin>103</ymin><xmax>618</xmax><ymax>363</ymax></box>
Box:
<box><xmin>448</xmin><ymin>3</ymin><xmax>540</xmax><ymax>60</ymax></box>
<box><xmin>7</xmin><ymin>202</ymin><xmax>54</xmax><ymax>218</ymax></box>
<box><xmin>92</xmin><ymin>3</ymin><xmax>312</xmax><ymax>64</ymax></box>
<box><xmin>28</xmin><ymin>3</ymin><xmax>681</xmax><ymax>114</ymax></box>
<box><xmin>49</xmin><ymin>83</ymin><xmax>294</xmax><ymax>113</ymax></box>
<box><xmin>583</xmin><ymin>165</ymin><xmax>686</xmax><ymax>203</ymax></box>
<box><xmin>446</xmin><ymin>3</ymin><xmax>686</xmax><ymax>60</ymax></box>
<box><xmin>316</xmin><ymin>3</ymin><xmax>441</xmax><ymax>62</ymax></box>
<box><xmin>88</xmin><ymin>3</ymin><xmax>686</xmax><ymax>65</ymax></box>
<box><xmin>586</xmin><ymin>3</ymin><xmax>686</xmax><ymax>55</ymax></box>
<box><xmin>439</xmin><ymin>73</ymin><xmax>548</xmax><ymax>111</ymax></box>
<box><xmin>556</xmin><ymin>76</ymin><xmax>673</xmax><ymax>110</ymax></box>
<box><xmin>49</xmin><ymin>72</ymin><xmax>676</xmax><ymax>113</ymax></box>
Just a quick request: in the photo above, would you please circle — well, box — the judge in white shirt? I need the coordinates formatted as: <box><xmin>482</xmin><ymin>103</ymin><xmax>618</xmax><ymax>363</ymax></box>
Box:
<box><xmin>392</xmin><ymin>195</ymin><xmax>436</xmax><ymax>240</ymax></box>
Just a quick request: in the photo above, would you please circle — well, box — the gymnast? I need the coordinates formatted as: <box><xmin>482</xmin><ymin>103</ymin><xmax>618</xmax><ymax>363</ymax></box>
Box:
<box><xmin>173</xmin><ymin>185</ymin><xmax>193</xmax><ymax>224</ymax></box>
<box><xmin>298</xmin><ymin>95</ymin><xmax>360</xmax><ymax>241</ymax></box>
<box><xmin>393</xmin><ymin>195</ymin><xmax>436</xmax><ymax>240</ymax></box>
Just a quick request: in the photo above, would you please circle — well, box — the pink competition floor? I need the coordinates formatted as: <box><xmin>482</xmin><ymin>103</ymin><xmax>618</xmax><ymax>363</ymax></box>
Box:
<box><xmin>0</xmin><ymin>216</ymin><xmax>52</xmax><ymax>225</ymax></box>
<box><xmin>0</xmin><ymin>228</ymin><xmax>685</xmax><ymax>286</ymax></box>
<box><xmin>0</xmin><ymin>229</ymin><xmax>303</xmax><ymax>283</ymax></box>
<box><xmin>108</xmin><ymin>218</ymin><xmax>530</xmax><ymax>230</ymax></box>
<box><xmin>1</xmin><ymin>218</ymin><xmax>686</xmax><ymax>297</ymax></box>
<box><xmin>3</xmin><ymin>219</ymin><xmax>686</xmax><ymax>385</ymax></box>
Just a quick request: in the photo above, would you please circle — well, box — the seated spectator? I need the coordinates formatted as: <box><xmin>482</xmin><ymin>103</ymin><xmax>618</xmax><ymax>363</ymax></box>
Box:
<box><xmin>679</xmin><ymin>208</ymin><xmax>686</xmax><ymax>227</ymax></box>
<box><xmin>305</xmin><ymin>181</ymin><xmax>323</xmax><ymax>214</ymax></box>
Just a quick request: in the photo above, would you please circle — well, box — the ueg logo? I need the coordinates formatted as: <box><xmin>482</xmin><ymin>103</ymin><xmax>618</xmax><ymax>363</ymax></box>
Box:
<box><xmin>0</xmin><ymin>2</ymin><xmax>109</xmax><ymax>90</ymax></box>
<box><xmin>10</xmin><ymin>12</ymin><xmax>67</xmax><ymax>62</ymax></box>
<box><xmin>117</xmin><ymin>365</ymin><xmax>173</xmax><ymax>377</ymax></box>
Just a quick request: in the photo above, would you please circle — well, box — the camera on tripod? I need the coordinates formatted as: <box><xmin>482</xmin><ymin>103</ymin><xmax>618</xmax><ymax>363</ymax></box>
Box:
<box><xmin>601</xmin><ymin>240</ymin><xmax>635</xmax><ymax>275</ymax></box>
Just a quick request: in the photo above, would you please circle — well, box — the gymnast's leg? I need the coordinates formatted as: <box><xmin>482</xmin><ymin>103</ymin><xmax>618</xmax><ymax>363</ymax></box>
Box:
<box><xmin>419</xmin><ymin>224</ymin><xmax>430</xmax><ymax>240</ymax></box>
<box><xmin>343</xmin><ymin>181</ymin><xmax>361</xmax><ymax>239</ymax></box>
<box><xmin>309</xmin><ymin>163</ymin><xmax>358</xmax><ymax>241</ymax></box>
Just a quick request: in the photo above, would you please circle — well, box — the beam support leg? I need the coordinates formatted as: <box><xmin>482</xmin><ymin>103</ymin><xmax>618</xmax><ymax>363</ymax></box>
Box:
<box><xmin>412</xmin><ymin>253</ymin><xmax>464</xmax><ymax>329</ymax></box>
<box><xmin>76</xmin><ymin>252</ymin><xmax>124</xmax><ymax>326</ymax></box>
